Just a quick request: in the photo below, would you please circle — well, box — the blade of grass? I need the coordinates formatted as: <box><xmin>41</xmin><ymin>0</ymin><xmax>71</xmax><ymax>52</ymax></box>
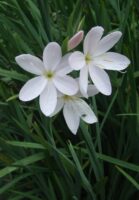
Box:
<box><xmin>116</xmin><ymin>166</ymin><xmax>139</xmax><ymax>190</ymax></box>
<box><xmin>0</xmin><ymin>152</ymin><xmax>45</xmax><ymax>178</ymax></box>
<box><xmin>97</xmin><ymin>153</ymin><xmax>139</xmax><ymax>173</ymax></box>
<box><xmin>68</xmin><ymin>142</ymin><xmax>97</xmax><ymax>199</ymax></box>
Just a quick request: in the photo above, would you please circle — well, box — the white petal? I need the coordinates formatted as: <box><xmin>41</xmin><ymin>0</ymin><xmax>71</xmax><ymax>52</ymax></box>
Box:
<box><xmin>87</xmin><ymin>85</ymin><xmax>99</xmax><ymax>97</ymax></box>
<box><xmin>50</xmin><ymin>98</ymin><xmax>64</xmax><ymax>117</ymax></box>
<box><xmin>19</xmin><ymin>76</ymin><xmax>47</xmax><ymax>101</ymax></box>
<box><xmin>39</xmin><ymin>82</ymin><xmax>57</xmax><ymax>116</ymax></box>
<box><xmin>84</xmin><ymin>26</ymin><xmax>104</xmax><ymax>55</ymax></box>
<box><xmin>89</xmin><ymin>65</ymin><xmax>112</xmax><ymax>95</ymax></box>
<box><xmin>74</xmin><ymin>99</ymin><xmax>97</xmax><ymax>124</ymax></box>
<box><xmin>54</xmin><ymin>75</ymin><xmax>78</xmax><ymax>95</ymax></box>
<box><xmin>79</xmin><ymin>66</ymin><xmax>88</xmax><ymax>98</ymax></box>
<box><xmin>69</xmin><ymin>51</ymin><xmax>85</xmax><ymax>70</ymax></box>
<box><xmin>94</xmin><ymin>52</ymin><xmax>130</xmax><ymax>71</ymax></box>
<box><xmin>94</xmin><ymin>31</ymin><xmax>122</xmax><ymax>56</ymax></box>
<box><xmin>63</xmin><ymin>102</ymin><xmax>80</xmax><ymax>134</ymax></box>
<box><xmin>68</xmin><ymin>30</ymin><xmax>84</xmax><ymax>50</ymax></box>
<box><xmin>43</xmin><ymin>42</ymin><xmax>62</xmax><ymax>71</ymax></box>
<box><xmin>56</xmin><ymin>53</ymin><xmax>73</xmax><ymax>75</ymax></box>
<box><xmin>15</xmin><ymin>54</ymin><xmax>44</xmax><ymax>75</ymax></box>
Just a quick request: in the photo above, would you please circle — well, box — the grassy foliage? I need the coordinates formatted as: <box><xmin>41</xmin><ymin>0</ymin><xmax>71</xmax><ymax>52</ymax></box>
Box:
<box><xmin>0</xmin><ymin>0</ymin><xmax>139</xmax><ymax>199</ymax></box>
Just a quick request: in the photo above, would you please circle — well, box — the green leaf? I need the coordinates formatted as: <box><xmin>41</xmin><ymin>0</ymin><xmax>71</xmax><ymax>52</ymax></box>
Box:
<box><xmin>0</xmin><ymin>153</ymin><xmax>45</xmax><ymax>178</ymax></box>
<box><xmin>97</xmin><ymin>153</ymin><xmax>139</xmax><ymax>173</ymax></box>
<box><xmin>116</xmin><ymin>166</ymin><xmax>139</xmax><ymax>190</ymax></box>
<box><xmin>68</xmin><ymin>142</ymin><xmax>96</xmax><ymax>199</ymax></box>
<box><xmin>0</xmin><ymin>68</ymin><xmax>28</xmax><ymax>81</ymax></box>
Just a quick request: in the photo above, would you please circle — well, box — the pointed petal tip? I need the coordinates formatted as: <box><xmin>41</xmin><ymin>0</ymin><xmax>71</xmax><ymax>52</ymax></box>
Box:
<box><xmin>19</xmin><ymin>93</ymin><xmax>27</xmax><ymax>102</ymax></box>
<box><xmin>88</xmin><ymin>117</ymin><xmax>98</xmax><ymax>124</ymax></box>
<box><xmin>19</xmin><ymin>76</ymin><xmax>47</xmax><ymax>102</ymax></box>
<box><xmin>90</xmin><ymin>26</ymin><xmax>104</xmax><ymax>31</ymax></box>
<box><xmin>127</xmin><ymin>57</ymin><xmax>131</xmax><ymax>65</ymax></box>
<box><xmin>19</xmin><ymin>93</ymin><xmax>25</xmax><ymax>102</ymax></box>
<box><xmin>63</xmin><ymin>103</ymin><xmax>80</xmax><ymax>135</ymax></box>
<box><xmin>44</xmin><ymin>41</ymin><xmax>60</xmax><ymax>47</ymax></box>
<box><xmin>113</xmin><ymin>31</ymin><xmax>122</xmax><ymax>39</ymax></box>
<box><xmin>94</xmin><ymin>116</ymin><xmax>98</xmax><ymax>123</ymax></box>
<box><xmin>43</xmin><ymin>42</ymin><xmax>61</xmax><ymax>54</ymax></box>
<box><xmin>15</xmin><ymin>54</ymin><xmax>45</xmax><ymax>75</ymax></box>
<box><xmin>116</xmin><ymin>31</ymin><xmax>122</xmax><ymax>36</ymax></box>
<box><xmin>15</xmin><ymin>54</ymin><xmax>30</xmax><ymax>61</ymax></box>
<box><xmin>71</xmin><ymin>130</ymin><xmax>77</xmax><ymax>135</ymax></box>
<box><xmin>94</xmin><ymin>26</ymin><xmax>104</xmax><ymax>31</ymax></box>
<box><xmin>89</xmin><ymin>66</ymin><xmax>112</xmax><ymax>96</ymax></box>
<box><xmin>99</xmin><ymin>85</ymin><xmax>112</xmax><ymax>96</ymax></box>
<box><xmin>15</xmin><ymin>54</ymin><xmax>24</xmax><ymax>62</ymax></box>
<box><xmin>15</xmin><ymin>55</ymin><xmax>19</xmax><ymax>61</ymax></box>
<box><xmin>102</xmin><ymin>89</ymin><xmax>112</xmax><ymax>96</ymax></box>
<box><xmin>19</xmin><ymin>91</ymin><xmax>33</xmax><ymax>102</ymax></box>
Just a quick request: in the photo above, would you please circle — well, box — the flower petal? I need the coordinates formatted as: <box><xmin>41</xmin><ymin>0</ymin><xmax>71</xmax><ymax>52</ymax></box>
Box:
<box><xmin>15</xmin><ymin>54</ymin><xmax>44</xmax><ymax>75</ymax></box>
<box><xmin>94</xmin><ymin>31</ymin><xmax>122</xmax><ymax>56</ymax></box>
<box><xmin>56</xmin><ymin>53</ymin><xmax>73</xmax><ymax>75</ymax></box>
<box><xmin>19</xmin><ymin>76</ymin><xmax>47</xmax><ymax>101</ymax></box>
<box><xmin>87</xmin><ymin>85</ymin><xmax>99</xmax><ymax>97</ymax></box>
<box><xmin>54</xmin><ymin>75</ymin><xmax>78</xmax><ymax>95</ymax></box>
<box><xmin>63</xmin><ymin>102</ymin><xmax>80</xmax><ymax>134</ymax></box>
<box><xmin>83</xmin><ymin>26</ymin><xmax>104</xmax><ymax>55</ymax></box>
<box><xmin>68</xmin><ymin>30</ymin><xmax>84</xmax><ymax>50</ymax></box>
<box><xmin>69</xmin><ymin>51</ymin><xmax>85</xmax><ymax>70</ymax></box>
<box><xmin>43</xmin><ymin>42</ymin><xmax>62</xmax><ymax>71</ymax></box>
<box><xmin>89</xmin><ymin>65</ymin><xmax>112</xmax><ymax>95</ymax></box>
<box><xmin>74</xmin><ymin>99</ymin><xmax>98</xmax><ymax>124</ymax></box>
<box><xmin>79</xmin><ymin>66</ymin><xmax>88</xmax><ymax>98</ymax></box>
<box><xmin>94</xmin><ymin>52</ymin><xmax>130</xmax><ymax>71</ymax></box>
<box><xmin>50</xmin><ymin>98</ymin><xmax>64</xmax><ymax>117</ymax></box>
<box><xmin>39</xmin><ymin>82</ymin><xmax>57</xmax><ymax>116</ymax></box>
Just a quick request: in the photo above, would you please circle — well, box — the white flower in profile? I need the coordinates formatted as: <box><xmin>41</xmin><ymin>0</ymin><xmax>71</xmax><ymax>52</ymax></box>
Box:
<box><xmin>51</xmin><ymin>84</ymin><xmax>98</xmax><ymax>134</ymax></box>
<box><xmin>69</xmin><ymin>26</ymin><xmax>130</xmax><ymax>97</ymax></box>
<box><xmin>15</xmin><ymin>42</ymin><xmax>78</xmax><ymax>116</ymax></box>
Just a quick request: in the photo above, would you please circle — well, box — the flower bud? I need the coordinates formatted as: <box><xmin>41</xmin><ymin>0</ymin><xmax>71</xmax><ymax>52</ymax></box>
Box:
<box><xmin>68</xmin><ymin>30</ymin><xmax>84</xmax><ymax>50</ymax></box>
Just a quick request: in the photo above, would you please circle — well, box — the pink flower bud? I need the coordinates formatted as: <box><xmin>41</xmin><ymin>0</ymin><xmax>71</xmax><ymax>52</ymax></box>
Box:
<box><xmin>68</xmin><ymin>30</ymin><xmax>84</xmax><ymax>50</ymax></box>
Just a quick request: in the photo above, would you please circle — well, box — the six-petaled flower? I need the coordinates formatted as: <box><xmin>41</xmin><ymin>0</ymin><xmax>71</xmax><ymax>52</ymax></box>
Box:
<box><xmin>16</xmin><ymin>42</ymin><xmax>78</xmax><ymax>116</ymax></box>
<box><xmin>69</xmin><ymin>26</ymin><xmax>130</xmax><ymax>97</ymax></box>
<box><xmin>15</xmin><ymin>26</ymin><xmax>130</xmax><ymax>134</ymax></box>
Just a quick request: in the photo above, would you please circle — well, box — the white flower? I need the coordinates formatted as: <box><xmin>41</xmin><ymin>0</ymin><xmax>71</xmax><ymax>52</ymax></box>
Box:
<box><xmin>15</xmin><ymin>42</ymin><xmax>78</xmax><ymax>116</ymax></box>
<box><xmin>69</xmin><ymin>26</ymin><xmax>130</xmax><ymax>97</ymax></box>
<box><xmin>51</xmin><ymin>84</ymin><xmax>98</xmax><ymax>134</ymax></box>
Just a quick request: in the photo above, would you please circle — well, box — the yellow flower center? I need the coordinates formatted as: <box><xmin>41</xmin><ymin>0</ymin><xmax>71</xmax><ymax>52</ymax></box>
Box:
<box><xmin>43</xmin><ymin>71</ymin><xmax>54</xmax><ymax>79</ymax></box>
<box><xmin>85</xmin><ymin>53</ymin><xmax>92</xmax><ymax>64</ymax></box>
<box><xmin>63</xmin><ymin>95</ymin><xmax>73</xmax><ymax>101</ymax></box>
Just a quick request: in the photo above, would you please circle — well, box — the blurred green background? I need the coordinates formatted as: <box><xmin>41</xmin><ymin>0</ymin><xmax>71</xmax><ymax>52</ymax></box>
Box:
<box><xmin>0</xmin><ymin>0</ymin><xmax>139</xmax><ymax>199</ymax></box>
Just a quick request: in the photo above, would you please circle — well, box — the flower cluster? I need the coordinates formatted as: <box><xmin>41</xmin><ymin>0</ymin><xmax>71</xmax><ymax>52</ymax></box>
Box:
<box><xmin>15</xmin><ymin>26</ymin><xmax>130</xmax><ymax>134</ymax></box>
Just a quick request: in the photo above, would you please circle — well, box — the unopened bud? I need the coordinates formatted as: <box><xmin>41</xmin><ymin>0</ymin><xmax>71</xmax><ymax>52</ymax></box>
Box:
<box><xmin>68</xmin><ymin>30</ymin><xmax>84</xmax><ymax>51</ymax></box>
